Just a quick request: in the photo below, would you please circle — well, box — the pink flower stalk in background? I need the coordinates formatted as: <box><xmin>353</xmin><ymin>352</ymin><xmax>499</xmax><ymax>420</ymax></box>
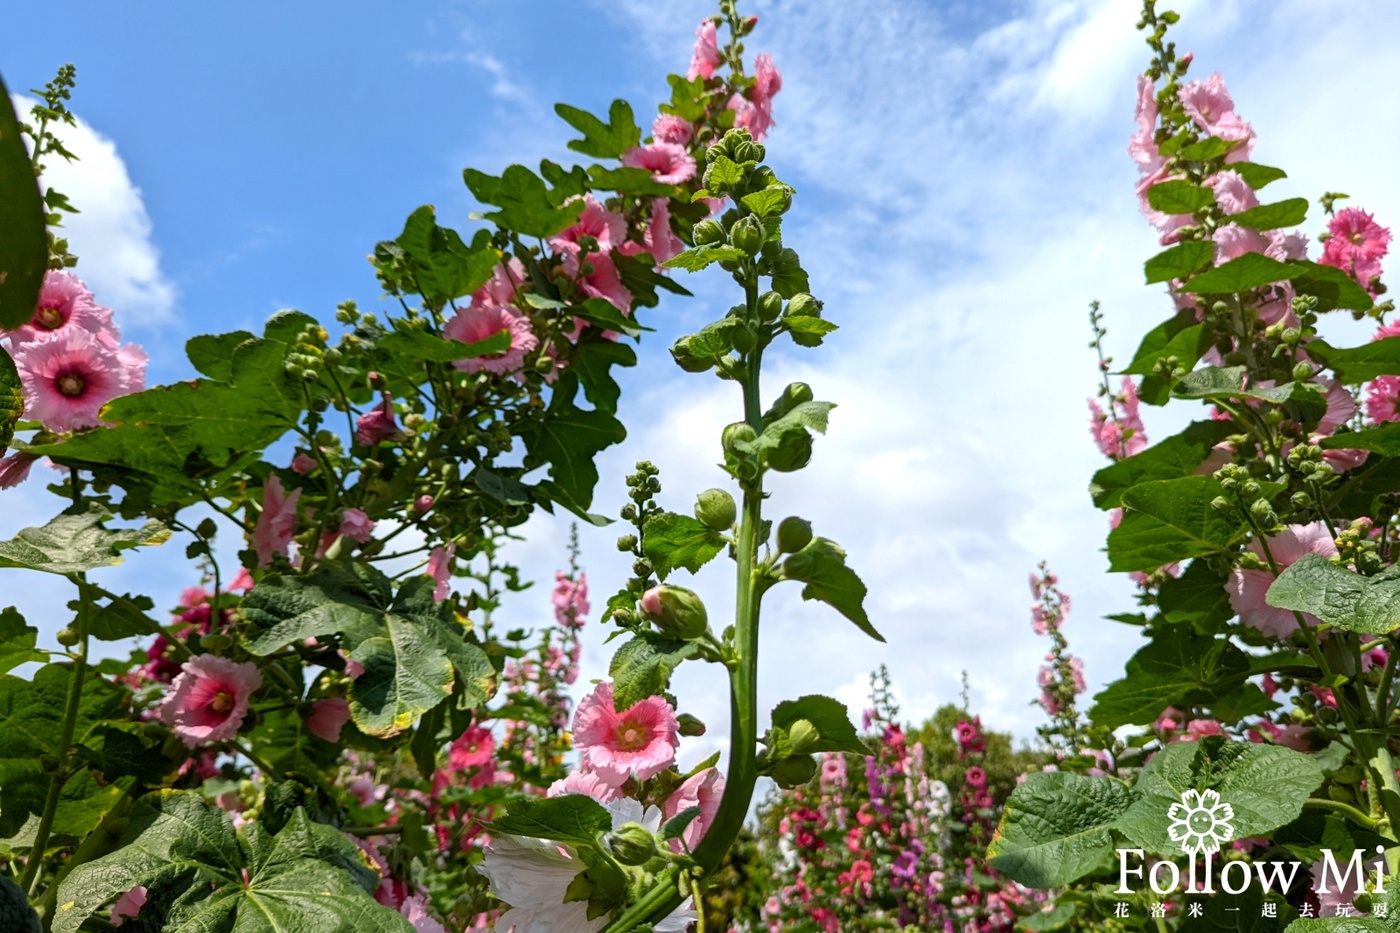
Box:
<box><xmin>1226</xmin><ymin>522</ymin><xmax>1339</xmax><ymax>639</ymax></box>
<box><xmin>355</xmin><ymin>390</ymin><xmax>403</xmax><ymax>447</ymax></box>
<box><xmin>305</xmin><ymin>697</ymin><xmax>351</xmax><ymax>742</ymax></box>
<box><xmin>160</xmin><ymin>655</ymin><xmax>262</xmax><ymax>748</ymax></box>
<box><xmin>686</xmin><ymin>20</ymin><xmax>721</xmax><ymax>80</ymax></box>
<box><xmin>427</xmin><ymin>544</ymin><xmax>455</xmax><ymax>601</ymax></box>
<box><xmin>552</xmin><ymin>570</ymin><xmax>589</xmax><ymax>627</ymax></box>
<box><xmin>663</xmin><ymin>767</ymin><xmax>726</xmax><ymax>852</ymax></box>
<box><xmin>251</xmin><ymin>475</ymin><xmax>301</xmax><ymax>567</ymax></box>
<box><xmin>573</xmin><ymin>681</ymin><xmax>680</xmax><ymax>786</ymax></box>
<box><xmin>1087</xmin><ymin>377</ymin><xmax>1146</xmax><ymax>459</ymax></box>
<box><xmin>729</xmin><ymin>53</ymin><xmax>782</xmax><ymax>141</ymax></box>
<box><xmin>621</xmin><ymin>142</ymin><xmax>697</xmax><ymax>185</ymax></box>
<box><xmin>444</xmin><ymin>304</ymin><xmax>538</xmax><ymax>375</ymax></box>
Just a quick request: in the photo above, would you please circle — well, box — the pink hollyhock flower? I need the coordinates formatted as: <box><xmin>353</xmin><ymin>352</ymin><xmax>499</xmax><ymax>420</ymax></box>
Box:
<box><xmin>473</xmin><ymin>258</ymin><xmax>526</xmax><ymax>308</ymax></box>
<box><xmin>291</xmin><ymin>451</ymin><xmax>318</xmax><ymax>473</ymax></box>
<box><xmin>1068</xmin><ymin>655</ymin><xmax>1087</xmax><ymax>693</ymax></box>
<box><xmin>355</xmin><ymin>390</ymin><xmax>403</xmax><ymax>447</ymax></box>
<box><xmin>1206</xmin><ymin>170</ymin><xmax>1259</xmax><ymax>215</ymax></box>
<box><xmin>1226</xmin><ymin>522</ymin><xmax>1339</xmax><ymax>639</ymax></box>
<box><xmin>1267</xmin><ymin>230</ymin><xmax>1309</xmax><ymax>262</ymax></box>
<box><xmin>964</xmin><ymin>765</ymin><xmax>987</xmax><ymax>788</ymax></box>
<box><xmin>339</xmin><ymin>648</ymin><xmax>365</xmax><ymax>680</ymax></box>
<box><xmin>729</xmin><ymin>53</ymin><xmax>783</xmax><ymax>142</ymax></box>
<box><xmin>413</xmin><ymin>494</ymin><xmax>434</xmax><ymax>512</ymax></box>
<box><xmin>644</xmin><ymin>198</ymin><xmax>685</xmax><ymax>265</ymax></box>
<box><xmin>621</xmin><ymin>142</ymin><xmax>697</xmax><ymax>185</ymax></box>
<box><xmin>1128</xmin><ymin>75</ymin><xmax>1163</xmax><ymax>173</ymax></box>
<box><xmin>443</xmin><ymin>304</ymin><xmax>537</xmax><ymax>376</ymax></box>
<box><xmin>337</xmin><ymin>508</ymin><xmax>376</xmax><ymax>544</ymax></box>
<box><xmin>0</xmin><ymin>451</ymin><xmax>37</xmax><ymax>489</ymax></box>
<box><xmin>110</xmin><ymin>884</ymin><xmax>148</xmax><ymax>926</ymax></box>
<box><xmin>5</xmin><ymin>270</ymin><xmax>113</xmax><ymax>346</ymax></box>
<box><xmin>1178</xmin><ymin>73</ymin><xmax>1255</xmax><ymax>160</ymax></box>
<box><xmin>228</xmin><ymin>566</ymin><xmax>255</xmax><ymax>592</ymax></box>
<box><xmin>1323</xmin><ymin>208</ymin><xmax>1391</xmax><ymax>294</ymax></box>
<box><xmin>160</xmin><ymin>655</ymin><xmax>262</xmax><ymax>748</ymax></box>
<box><xmin>1183</xmin><ymin>719</ymin><xmax>1223</xmax><ymax>741</ymax></box>
<box><xmin>1315</xmin><ymin>379</ymin><xmax>1357</xmax><ymax>437</ymax></box>
<box><xmin>1088</xmin><ymin>378</ymin><xmax>1146</xmax><ymax>459</ymax></box>
<box><xmin>305</xmin><ymin>697</ymin><xmax>351</xmax><ymax>742</ymax></box>
<box><xmin>652</xmin><ymin>114</ymin><xmax>692</xmax><ymax>145</ymax></box>
<box><xmin>549</xmin><ymin>194</ymin><xmax>628</xmax><ymax>258</ymax></box>
<box><xmin>1154</xmin><ymin>707</ymin><xmax>1183</xmax><ymax>735</ymax></box>
<box><xmin>663</xmin><ymin>766</ymin><xmax>725</xmax><ymax>853</ymax></box>
<box><xmin>14</xmin><ymin>327</ymin><xmax>132</xmax><ymax>432</ymax></box>
<box><xmin>1369</xmin><ymin>373</ymin><xmax>1400</xmax><ymax>423</ymax></box>
<box><xmin>427</xmin><ymin>544</ymin><xmax>455</xmax><ymax>601</ymax></box>
<box><xmin>399</xmin><ymin>896</ymin><xmax>448</xmax><ymax>933</ymax></box>
<box><xmin>251</xmin><ymin>475</ymin><xmax>301</xmax><ymax>567</ymax></box>
<box><xmin>1213</xmin><ymin>223</ymin><xmax>1271</xmax><ymax>263</ymax></box>
<box><xmin>562</xmin><ymin>248</ymin><xmax>633</xmax><ymax>313</ymax></box>
<box><xmin>686</xmin><ymin>20</ymin><xmax>721</xmax><ymax>80</ymax></box>
<box><xmin>547</xmin><ymin>767</ymin><xmax>624</xmax><ymax>803</ymax></box>
<box><xmin>552</xmin><ymin>570</ymin><xmax>589</xmax><ymax>627</ymax></box>
<box><xmin>448</xmin><ymin>726</ymin><xmax>495</xmax><ymax>770</ymax></box>
<box><xmin>573</xmin><ymin>681</ymin><xmax>679</xmax><ymax>786</ymax></box>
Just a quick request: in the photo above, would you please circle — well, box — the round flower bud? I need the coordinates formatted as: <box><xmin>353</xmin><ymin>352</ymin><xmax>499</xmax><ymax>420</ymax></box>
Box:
<box><xmin>758</xmin><ymin>291</ymin><xmax>785</xmax><ymax>322</ymax></box>
<box><xmin>693</xmin><ymin>219</ymin><xmax>726</xmax><ymax>247</ymax></box>
<box><xmin>731</xmin><ymin>215</ymin><xmax>765</xmax><ymax>257</ymax></box>
<box><xmin>722</xmin><ymin>422</ymin><xmax>758</xmax><ymax>455</ymax></box>
<box><xmin>732</xmin><ymin>324</ymin><xmax>757</xmax><ymax>354</ymax></box>
<box><xmin>770</xmin><ymin>753</ymin><xmax>818</xmax><ymax>788</ymax></box>
<box><xmin>785</xmin><ymin>293</ymin><xmax>823</xmax><ymax>318</ymax></box>
<box><xmin>200</xmin><ymin>634</ymin><xmax>233</xmax><ymax>653</ymax></box>
<box><xmin>694</xmin><ymin>488</ymin><xmax>737</xmax><ymax>530</ymax></box>
<box><xmin>677</xmin><ymin>713</ymin><xmax>707</xmax><ymax>737</ymax></box>
<box><xmin>604</xmin><ymin>822</ymin><xmax>659</xmax><ymax>866</ymax></box>
<box><xmin>640</xmin><ymin>585</ymin><xmax>709</xmax><ymax>640</ymax></box>
<box><xmin>787</xmin><ymin>718</ymin><xmax>820</xmax><ymax>754</ymax></box>
<box><xmin>55</xmin><ymin>627</ymin><xmax>80</xmax><ymax>648</ymax></box>
<box><xmin>766</xmin><ymin>432</ymin><xmax>813</xmax><ymax>473</ymax></box>
<box><xmin>775</xmin><ymin>517</ymin><xmax>813</xmax><ymax>554</ymax></box>
<box><xmin>616</xmin><ymin>534</ymin><xmax>639</xmax><ymax>552</ymax></box>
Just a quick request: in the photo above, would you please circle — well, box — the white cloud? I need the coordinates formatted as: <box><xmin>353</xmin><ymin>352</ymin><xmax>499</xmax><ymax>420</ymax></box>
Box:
<box><xmin>12</xmin><ymin>95</ymin><xmax>175</xmax><ymax>328</ymax></box>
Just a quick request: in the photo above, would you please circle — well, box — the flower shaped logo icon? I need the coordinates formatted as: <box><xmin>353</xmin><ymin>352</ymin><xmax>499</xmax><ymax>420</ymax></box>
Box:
<box><xmin>1167</xmin><ymin>788</ymin><xmax>1235</xmax><ymax>855</ymax></box>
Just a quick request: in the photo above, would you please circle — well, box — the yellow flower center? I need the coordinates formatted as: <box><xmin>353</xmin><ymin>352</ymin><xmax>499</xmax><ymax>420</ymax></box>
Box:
<box><xmin>210</xmin><ymin>691</ymin><xmax>234</xmax><ymax>713</ymax></box>
<box><xmin>57</xmin><ymin>373</ymin><xmax>86</xmax><ymax>397</ymax></box>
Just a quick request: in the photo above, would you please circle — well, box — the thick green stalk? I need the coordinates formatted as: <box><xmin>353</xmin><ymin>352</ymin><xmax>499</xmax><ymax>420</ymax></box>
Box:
<box><xmin>22</xmin><ymin>576</ymin><xmax>92</xmax><ymax>896</ymax></box>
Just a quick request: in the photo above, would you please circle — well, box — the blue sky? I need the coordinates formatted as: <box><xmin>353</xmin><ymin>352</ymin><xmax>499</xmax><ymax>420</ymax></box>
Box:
<box><xmin>4</xmin><ymin>1</ymin><xmax>1400</xmax><ymax>764</ymax></box>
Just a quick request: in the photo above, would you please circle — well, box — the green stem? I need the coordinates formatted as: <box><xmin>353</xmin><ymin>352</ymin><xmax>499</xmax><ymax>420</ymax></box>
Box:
<box><xmin>35</xmin><ymin>790</ymin><xmax>134</xmax><ymax>923</ymax></box>
<box><xmin>22</xmin><ymin>575</ymin><xmax>92</xmax><ymax>896</ymax></box>
<box><xmin>1303</xmin><ymin>796</ymin><xmax>1379</xmax><ymax>832</ymax></box>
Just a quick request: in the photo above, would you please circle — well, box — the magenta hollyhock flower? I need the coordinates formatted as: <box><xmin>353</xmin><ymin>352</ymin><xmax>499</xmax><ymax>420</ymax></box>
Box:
<box><xmin>5</xmin><ymin>270</ymin><xmax>112</xmax><ymax>346</ymax></box>
<box><xmin>337</xmin><ymin>508</ymin><xmax>376</xmax><ymax>544</ymax></box>
<box><xmin>686</xmin><ymin>20</ymin><xmax>721</xmax><ymax>80</ymax></box>
<box><xmin>621</xmin><ymin>142</ymin><xmax>697</xmax><ymax>185</ymax></box>
<box><xmin>1367</xmin><ymin>375</ymin><xmax>1400</xmax><ymax>423</ymax></box>
<box><xmin>1226</xmin><ymin>522</ymin><xmax>1339</xmax><ymax>639</ymax></box>
<box><xmin>413</xmin><ymin>494</ymin><xmax>434</xmax><ymax>512</ymax></box>
<box><xmin>0</xmin><ymin>451</ymin><xmax>37</xmax><ymax>489</ymax></box>
<box><xmin>573</xmin><ymin>681</ymin><xmax>679</xmax><ymax>786</ymax></box>
<box><xmin>399</xmin><ymin>895</ymin><xmax>448</xmax><ymax>933</ymax></box>
<box><xmin>251</xmin><ymin>475</ymin><xmax>301</xmax><ymax>567</ymax></box>
<box><xmin>652</xmin><ymin>113</ymin><xmax>693</xmax><ymax>146</ymax></box>
<box><xmin>305</xmin><ymin>697</ymin><xmax>351</xmax><ymax>742</ymax></box>
<box><xmin>110</xmin><ymin>885</ymin><xmax>148</xmax><ymax>927</ymax></box>
<box><xmin>228</xmin><ymin>566</ymin><xmax>255</xmax><ymax>592</ymax></box>
<box><xmin>1128</xmin><ymin>75</ymin><xmax>1162</xmax><ymax>173</ymax></box>
<box><xmin>1323</xmin><ymin>208</ymin><xmax>1391</xmax><ymax>293</ymax></box>
<box><xmin>549</xmin><ymin>194</ymin><xmax>627</xmax><ymax>258</ymax></box>
<box><xmin>1178</xmin><ymin>73</ymin><xmax>1255</xmax><ymax>160</ymax></box>
<box><xmin>662</xmin><ymin>766</ymin><xmax>725</xmax><ymax>853</ymax></box>
<box><xmin>644</xmin><ymin>198</ymin><xmax>685</xmax><ymax>265</ymax></box>
<box><xmin>547</xmin><ymin>767</ymin><xmax>624</xmax><ymax>803</ymax></box>
<box><xmin>160</xmin><ymin>655</ymin><xmax>262</xmax><ymax>748</ymax></box>
<box><xmin>448</xmin><ymin>725</ymin><xmax>495</xmax><ymax>770</ymax></box>
<box><xmin>13</xmin><ymin>327</ymin><xmax>131</xmax><ymax>433</ymax></box>
<box><xmin>1184</xmin><ymin>719</ymin><xmax>1223</xmax><ymax>741</ymax></box>
<box><xmin>443</xmin><ymin>304</ymin><xmax>538</xmax><ymax>376</ymax></box>
<box><xmin>355</xmin><ymin>390</ymin><xmax>403</xmax><ymax>447</ymax></box>
<box><xmin>552</xmin><ymin>570</ymin><xmax>589</xmax><ymax>627</ymax></box>
<box><xmin>427</xmin><ymin>544</ymin><xmax>454</xmax><ymax>601</ymax></box>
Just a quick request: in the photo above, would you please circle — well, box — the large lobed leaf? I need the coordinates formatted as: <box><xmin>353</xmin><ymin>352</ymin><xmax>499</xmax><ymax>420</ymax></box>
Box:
<box><xmin>0</xmin><ymin>78</ymin><xmax>47</xmax><ymax>331</ymax></box>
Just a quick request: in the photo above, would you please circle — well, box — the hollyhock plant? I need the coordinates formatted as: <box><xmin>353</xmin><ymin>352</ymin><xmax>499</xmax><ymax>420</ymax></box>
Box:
<box><xmin>160</xmin><ymin>655</ymin><xmax>262</xmax><ymax>748</ymax></box>
<box><xmin>1226</xmin><ymin>522</ymin><xmax>1339</xmax><ymax>639</ymax></box>
<box><xmin>251</xmin><ymin>474</ymin><xmax>301</xmax><ymax>567</ymax></box>
<box><xmin>444</xmin><ymin>304</ymin><xmax>538</xmax><ymax>376</ymax></box>
<box><xmin>573</xmin><ymin>681</ymin><xmax>680</xmax><ymax>786</ymax></box>
<box><xmin>551</xmin><ymin>569</ymin><xmax>589</xmax><ymax>627</ymax></box>
<box><xmin>426</xmin><ymin>544</ymin><xmax>455</xmax><ymax>601</ymax></box>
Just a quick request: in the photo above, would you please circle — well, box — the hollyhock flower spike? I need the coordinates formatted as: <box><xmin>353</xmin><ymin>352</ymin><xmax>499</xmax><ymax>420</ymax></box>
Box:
<box><xmin>444</xmin><ymin>304</ymin><xmax>538</xmax><ymax>376</ymax></box>
<box><xmin>573</xmin><ymin>681</ymin><xmax>680</xmax><ymax>786</ymax></box>
<box><xmin>160</xmin><ymin>655</ymin><xmax>262</xmax><ymax>748</ymax></box>
<box><xmin>251</xmin><ymin>474</ymin><xmax>301</xmax><ymax>567</ymax></box>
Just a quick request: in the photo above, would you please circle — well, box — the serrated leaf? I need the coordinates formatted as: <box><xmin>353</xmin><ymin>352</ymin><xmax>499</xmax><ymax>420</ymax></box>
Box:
<box><xmin>1320</xmin><ymin>422</ymin><xmax>1400</xmax><ymax>455</ymax></box>
<box><xmin>491</xmin><ymin>793</ymin><xmax>612</xmax><ymax>846</ymax></box>
<box><xmin>1307</xmin><ymin>338</ymin><xmax>1400</xmax><ymax>383</ymax></box>
<box><xmin>1182</xmin><ymin>253</ymin><xmax>1303</xmax><ymax>294</ymax></box>
<box><xmin>703</xmin><ymin>154</ymin><xmax>745</xmax><ymax>193</ymax></box>
<box><xmin>0</xmin><ymin>506</ymin><xmax>169</xmax><ymax>574</ymax></box>
<box><xmin>1158</xmin><ymin>559</ymin><xmax>1235</xmax><ymax>628</ymax></box>
<box><xmin>587</xmin><ymin>165</ymin><xmax>677</xmax><ymax>197</ymax></box>
<box><xmin>572</xmin><ymin>297</ymin><xmax>647</xmax><ymax>340</ymax></box>
<box><xmin>1147</xmin><ymin>180</ymin><xmax>1216</xmax><ymax>214</ymax></box>
<box><xmin>662</xmin><ymin>244</ymin><xmax>746</xmax><ymax>273</ymax></box>
<box><xmin>572</xmin><ymin>338</ymin><xmax>636</xmax><ymax>414</ymax></box>
<box><xmin>609</xmin><ymin>632</ymin><xmax>698</xmax><ymax>710</ymax></box>
<box><xmin>987</xmin><ymin>771</ymin><xmax>1133</xmax><ymax>886</ymax></box>
<box><xmin>1145</xmin><ymin>241</ymin><xmax>1216</xmax><ymax>284</ymax></box>
<box><xmin>520</xmin><ymin>373</ymin><xmax>627</xmax><ymax>510</ymax></box>
<box><xmin>1179</xmin><ymin>137</ymin><xmax>1234</xmax><ymax>161</ymax></box>
<box><xmin>1122</xmin><ymin>308</ymin><xmax>1214</xmax><ymax>405</ymax></box>
<box><xmin>463</xmin><ymin>164</ymin><xmax>585</xmax><ymax>239</ymax></box>
<box><xmin>781</xmin><ymin>537</ymin><xmax>884</xmax><ymax>642</ymax></box>
<box><xmin>1266</xmin><ymin>552</ymin><xmax>1400</xmax><ymax>635</ymax></box>
<box><xmin>642</xmin><ymin>511</ymin><xmax>725</xmax><ymax>577</ymax></box>
<box><xmin>395</xmin><ymin>205</ymin><xmax>499</xmax><ymax>301</ymax></box>
<box><xmin>1</xmin><ymin>346</ymin><xmax>24</xmax><ymax>454</ymax></box>
<box><xmin>1173</xmin><ymin>366</ymin><xmax>1326</xmax><ymax>412</ymax></box>
<box><xmin>555</xmin><ymin>100</ymin><xmax>641</xmax><ymax>160</ymax></box>
<box><xmin>377</xmin><ymin>325</ymin><xmax>512</xmax><ymax>362</ymax></box>
<box><xmin>1089</xmin><ymin>421</ymin><xmax>1236</xmax><ymax>509</ymax></box>
<box><xmin>1229</xmin><ymin>197</ymin><xmax>1309</xmax><ymax>231</ymax></box>
<box><xmin>767</xmin><ymin>247</ymin><xmax>809</xmax><ymax>298</ymax></box>
<box><xmin>661</xmin><ymin>806</ymin><xmax>702</xmax><ymax>842</ymax></box>
<box><xmin>1108</xmin><ymin>476</ymin><xmax>1255</xmax><ymax>573</ymax></box>
<box><xmin>1291</xmin><ymin>260</ymin><xmax>1374</xmax><ymax>312</ymax></box>
<box><xmin>0</xmin><ymin>607</ymin><xmax>43</xmax><ymax>674</ymax></box>
<box><xmin>185</xmin><ymin>331</ymin><xmax>255</xmax><ymax>382</ymax></box>
<box><xmin>740</xmin><ymin>186</ymin><xmax>792</xmax><ymax>218</ymax></box>
<box><xmin>0</xmin><ymin>79</ymin><xmax>47</xmax><ymax>330</ymax></box>
<box><xmin>770</xmin><ymin>695</ymin><xmax>869</xmax><ymax>754</ymax></box>
<box><xmin>785</xmin><ymin>315</ymin><xmax>839</xmax><ymax>347</ymax></box>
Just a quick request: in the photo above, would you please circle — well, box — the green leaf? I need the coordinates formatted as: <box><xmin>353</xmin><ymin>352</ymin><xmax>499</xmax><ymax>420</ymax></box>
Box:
<box><xmin>614</xmin><ymin>250</ymin><xmax>691</xmax><ymax>308</ymax></box>
<box><xmin>1291</xmin><ymin>260</ymin><xmax>1374</xmax><ymax>312</ymax></box>
<box><xmin>87</xmin><ymin>591</ymin><xmax>161</xmax><ymax>641</ymax></box>
<box><xmin>463</xmin><ymin>164</ymin><xmax>585</xmax><ymax>239</ymax></box>
<box><xmin>1179</xmin><ymin>137</ymin><xmax>1234</xmax><ymax>161</ymax></box>
<box><xmin>1173</xmin><ymin>366</ymin><xmax>1326</xmax><ymax>412</ymax></box>
<box><xmin>662</xmin><ymin>806</ymin><xmax>702</xmax><ymax>842</ymax></box>
<box><xmin>572</xmin><ymin>297</ymin><xmax>647</xmax><ymax>340</ymax></box>
<box><xmin>662</xmin><ymin>244</ymin><xmax>746</xmax><ymax>273</ymax></box>
<box><xmin>1145</xmin><ymin>241</ymin><xmax>1216</xmax><ymax>284</ymax></box>
<box><xmin>1307</xmin><ymin>338</ymin><xmax>1400</xmax><ymax>383</ymax></box>
<box><xmin>53</xmin><ymin>792</ymin><xmax>412</xmax><ymax>933</ymax></box>
<box><xmin>770</xmin><ymin>695</ymin><xmax>870</xmax><ymax>754</ymax></box>
<box><xmin>781</xmin><ymin>537</ymin><xmax>884</xmax><ymax>642</ymax></box>
<box><xmin>1266</xmin><ymin>553</ymin><xmax>1400</xmax><ymax>635</ymax></box>
<box><xmin>395</xmin><ymin>205</ymin><xmax>499</xmax><ymax>300</ymax></box>
<box><xmin>1089</xmin><ymin>421</ymin><xmax>1236</xmax><ymax>509</ymax></box>
<box><xmin>986</xmin><ymin>771</ymin><xmax>1133</xmax><ymax>887</ymax></box>
<box><xmin>491</xmin><ymin>794</ymin><xmax>612</xmax><ymax>846</ymax></box>
<box><xmin>555</xmin><ymin>100</ymin><xmax>641</xmax><ymax>160</ymax></box>
<box><xmin>587</xmin><ymin>165</ymin><xmax>677</xmax><ymax>197</ymax></box>
<box><xmin>785</xmin><ymin>315</ymin><xmax>839</xmax><ymax>347</ymax></box>
<box><xmin>0</xmin><ymin>506</ymin><xmax>170</xmax><ymax>574</ymax></box>
<box><xmin>1018</xmin><ymin>901</ymin><xmax>1077</xmax><ymax>933</ymax></box>
<box><xmin>766</xmin><ymin>247</ymin><xmax>810</xmax><ymax>298</ymax></box>
<box><xmin>702</xmin><ymin>154</ymin><xmax>745</xmax><ymax>194</ymax></box>
<box><xmin>1088</xmin><ymin>628</ymin><xmax>1272</xmax><ymax>729</ymax></box>
<box><xmin>572</xmin><ymin>337</ymin><xmax>637</xmax><ymax>415</ymax></box>
<box><xmin>642</xmin><ymin>511</ymin><xmax>725</xmax><ymax>577</ymax></box>
<box><xmin>0</xmin><ymin>79</ymin><xmax>48</xmax><ymax>330</ymax></box>
<box><xmin>1228</xmin><ymin>198</ymin><xmax>1309</xmax><ymax>231</ymax></box>
<box><xmin>1158</xmin><ymin>559</ymin><xmax>1234</xmax><ymax>628</ymax></box>
<box><xmin>1147</xmin><ymin>180</ymin><xmax>1216</xmax><ymax>214</ymax></box>
<box><xmin>1182</xmin><ymin>254</ymin><xmax>1303</xmax><ymax>294</ymax></box>
<box><xmin>0</xmin><ymin>347</ymin><xmax>24</xmax><ymax>454</ymax></box>
<box><xmin>740</xmin><ymin>186</ymin><xmax>793</xmax><ymax>218</ymax></box>
<box><xmin>0</xmin><ymin>608</ymin><xmax>44</xmax><ymax>674</ymax></box>
<box><xmin>377</xmin><ymin>325</ymin><xmax>512</xmax><ymax>363</ymax></box>
<box><xmin>1108</xmin><ymin>476</ymin><xmax>1253</xmax><ymax>573</ymax></box>
<box><xmin>609</xmin><ymin>632</ymin><xmax>698</xmax><ymax>710</ymax></box>
<box><xmin>1116</xmin><ymin>739</ymin><xmax>1324</xmax><ymax>853</ymax></box>
<box><xmin>1122</xmin><ymin>309</ymin><xmax>1215</xmax><ymax>404</ymax></box>
<box><xmin>520</xmin><ymin>373</ymin><xmax>627</xmax><ymax>510</ymax></box>
<box><xmin>1320</xmin><ymin>422</ymin><xmax>1400</xmax><ymax>456</ymax></box>
<box><xmin>1230</xmin><ymin>162</ymin><xmax>1288</xmax><ymax>190</ymax></box>
<box><xmin>0</xmin><ymin>663</ymin><xmax>127</xmax><ymax>773</ymax></box>
<box><xmin>185</xmin><ymin>331</ymin><xmax>255</xmax><ymax>382</ymax></box>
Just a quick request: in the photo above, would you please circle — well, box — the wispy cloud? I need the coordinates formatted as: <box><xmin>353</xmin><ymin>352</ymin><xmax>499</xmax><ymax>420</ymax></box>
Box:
<box><xmin>408</xmin><ymin>44</ymin><xmax>532</xmax><ymax>106</ymax></box>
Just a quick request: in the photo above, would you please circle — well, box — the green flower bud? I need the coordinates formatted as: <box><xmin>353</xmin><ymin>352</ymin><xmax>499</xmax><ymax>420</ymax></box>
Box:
<box><xmin>766</xmin><ymin>431</ymin><xmax>813</xmax><ymax>473</ymax></box>
<box><xmin>677</xmin><ymin>713</ymin><xmax>707</xmax><ymax>737</ymax></box>
<box><xmin>732</xmin><ymin>324</ymin><xmax>757</xmax><ymax>354</ymax></box>
<box><xmin>616</xmin><ymin>534</ymin><xmax>639</xmax><ymax>552</ymax></box>
<box><xmin>787</xmin><ymin>718</ymin><xmax>820</xmax><ymax>754</ymax></box>
<box><xmin>694</xmin><ymin>488</ymin><xmax>737</xmax><ymax>530</ymax></box>
<box><xmin>604</xmin><ymin>822</ymin><xmax>659</xmax><ymax>866</ymax></box>
<box><xmin>640</xmin><ymin>585</ymin><xmax>709</xmax><ymax>640</ymax></box>
<box><xmin>776</xmin><ymin>517</ymin><xmax>813</xmax><ymax>554</ymax></box>
<box><xmin>722</xmin><ymin>422</ymin><xmax>758</xmax><ymax>455</ymax></box>
<box><xmin>785</xmin><ymin>293</ymin><xmax>823</xmax><ymax>318</ymax></box>
<box><xmin>757</xmin><ymin>290</ymin><xmax>784</xmax><ymax>323</ymax></box>
<box><xmin>770</xmin><ymin>753</ymin><xmax>818</xmax><ymax>788</ymax></box>
<box><xmin>731</xmin><ymin>215</ymin><xmax>765</xmax><ymax>257</ymax></box>
<box><xmin>201</xmin><ymin>633</ymin><xmax>233</xmax><ymax>653</ymax></box>
<box><xmin>1209</xmin><ymin>496</ymin><xmax>1233</xmax><ymax>513</ymax></box>
<box><xmin>55</xmin><ymin>627</ymin><xmax>80</xmax><ymax>647</ymax></box>
<box><xmin>693</xmin><ymin>219</ymin><xmax>726</xmax><ymax>247</ymax></box>
<box><xmin>670</xmin><ymin>334</ymin><xmax>717</xmax><ymax>373</ymax></box>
